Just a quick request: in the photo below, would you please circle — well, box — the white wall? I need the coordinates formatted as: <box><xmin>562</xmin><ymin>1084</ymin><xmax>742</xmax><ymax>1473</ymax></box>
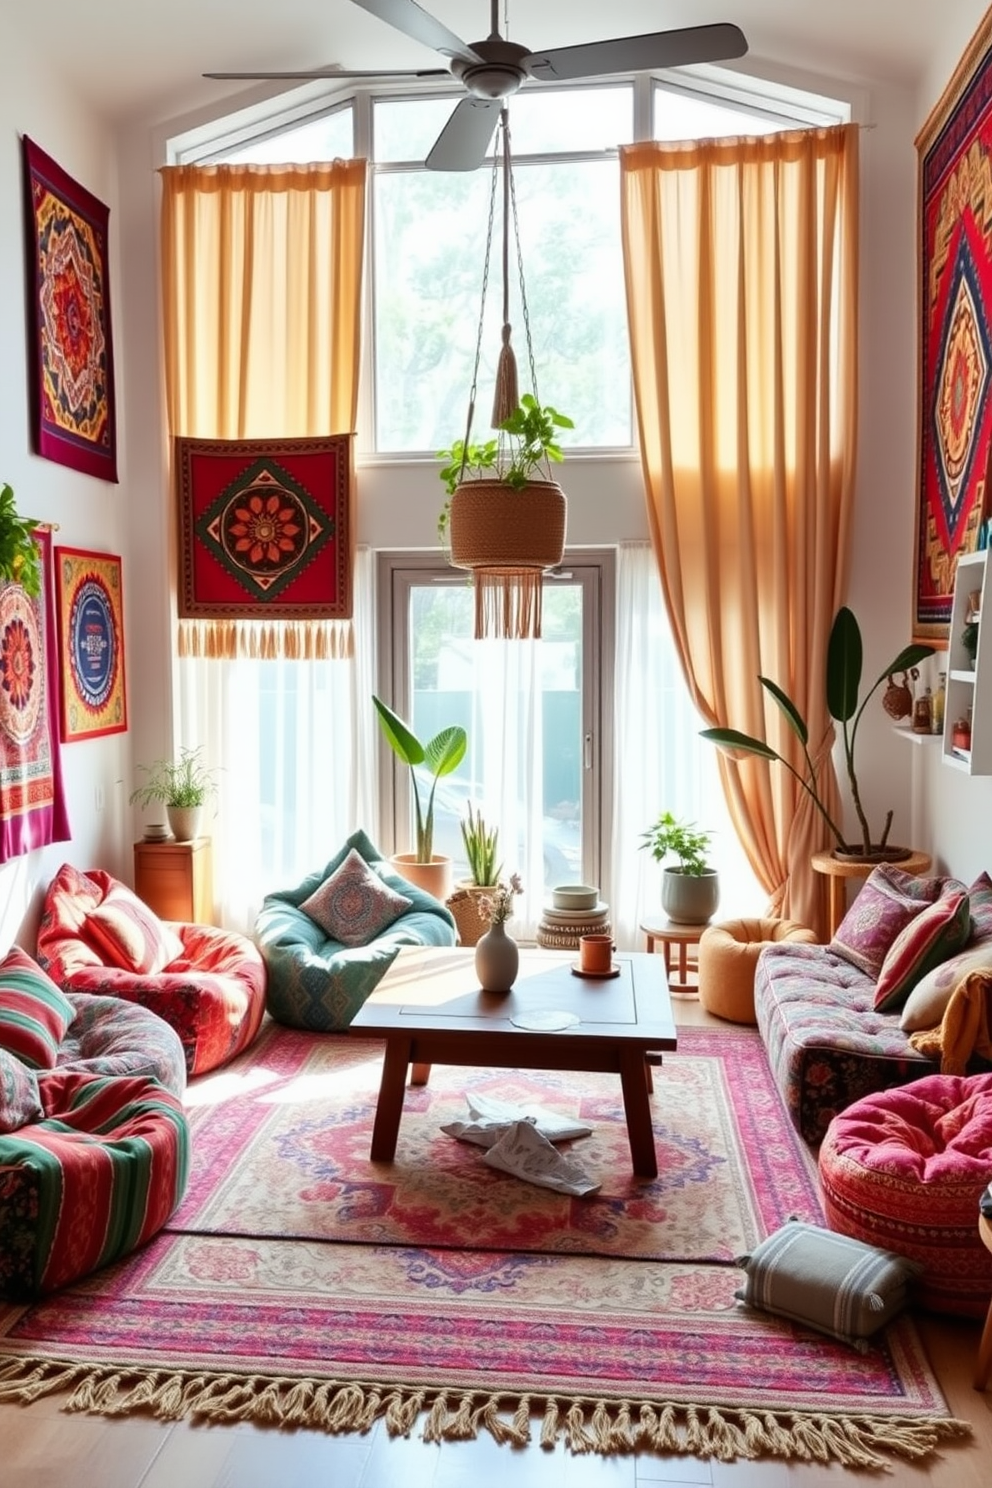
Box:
<box><xmin>0</xmin><ymin>22</ymin><xmax>133</xmax><ymax>947</ymax></box>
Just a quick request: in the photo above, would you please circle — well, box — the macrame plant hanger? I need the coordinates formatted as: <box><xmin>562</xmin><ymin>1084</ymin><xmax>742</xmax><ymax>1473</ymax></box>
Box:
<box><xmin>452</xmin><ymin>104</ymin><xmax>565</xmax><ymax>640</ymax></box>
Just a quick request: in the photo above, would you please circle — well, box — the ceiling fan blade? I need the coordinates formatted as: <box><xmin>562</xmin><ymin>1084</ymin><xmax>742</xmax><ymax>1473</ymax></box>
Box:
<box><xmin>351</xmin><ymin>0</ymin><xmax>483</xmax><ymax>65</ymax></box>
<box><xmin>204</xmin><ymin>66</ymin><xmax>449</xmax><ymax>81</ymax></box>
<box><xmin>426</xmin><ymin>98</ymin><xmax>501</xmax><ymax>172</ymax></box>
<box><xmin>526</xmin><ymin>23</ymin><xmax>748</xmax><ymax>82</ymax></box>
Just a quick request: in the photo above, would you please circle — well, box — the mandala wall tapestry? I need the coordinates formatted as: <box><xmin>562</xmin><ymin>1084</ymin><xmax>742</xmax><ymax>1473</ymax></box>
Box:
<box><xmin>22</xmin><ymin>138</ymin><xmax>117</xmax><ymax>483</ymax></box>
<box><xmin>0</xmin><ymin>530</ymin><xmax>71</xmax><ymax>863</ymax></box>
<box><xmin>175</xmin><ymin>435</ymin><xmax>354</xmax><ymax>660</ymax></box>
<box><xmin>914</xmin><ymin>13</ymin><xmax>992</xmax><ymax>642</ymax></box>
<box><xmin>54</xmin><ymin>547</ymin><xmax>127</xmax><ymax>742</ymax></box>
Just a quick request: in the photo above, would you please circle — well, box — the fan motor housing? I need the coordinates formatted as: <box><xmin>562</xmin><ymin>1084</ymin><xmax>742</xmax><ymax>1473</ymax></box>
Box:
<box><xmin>451</xmin><ymin>38</ymin><xmax>530</xmax><ymax>100</ymax></box>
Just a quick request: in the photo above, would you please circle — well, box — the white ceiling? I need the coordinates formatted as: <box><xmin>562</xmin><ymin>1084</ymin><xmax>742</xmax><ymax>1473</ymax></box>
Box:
<box><xmin>4</xmin><ymin>0</ymin><xmax>984</xmax><ymax>126</ymax></box>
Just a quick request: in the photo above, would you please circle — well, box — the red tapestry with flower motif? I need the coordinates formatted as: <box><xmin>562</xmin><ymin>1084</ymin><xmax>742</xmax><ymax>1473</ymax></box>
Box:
<box><xmin>22</xmin><ymin>138</ymin><xmax>117</xmax><ymax>483</ymax></box>
<box><xmin>0</xmin><ymin>530</ymin><xmax>71</xmax><ymax>863</ymax></box>
<box><xmin>175</xmin><ymin>436</ymin><xmax>354</xmax><ymax>632</ymax></box>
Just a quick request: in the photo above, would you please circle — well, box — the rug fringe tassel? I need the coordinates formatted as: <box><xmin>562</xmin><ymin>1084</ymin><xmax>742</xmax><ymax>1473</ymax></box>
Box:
<box><xmin>0</xmin><ymin>1361</ymin><xmax>973</xmax><ymax>1469</ymax></box>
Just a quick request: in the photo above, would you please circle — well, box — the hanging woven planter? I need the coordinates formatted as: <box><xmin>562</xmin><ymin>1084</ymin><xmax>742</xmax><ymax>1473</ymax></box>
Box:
<box><xmin>448</xmin><ymin>478</ymin><xmax>566</xmax><ymax>639</ymax></box>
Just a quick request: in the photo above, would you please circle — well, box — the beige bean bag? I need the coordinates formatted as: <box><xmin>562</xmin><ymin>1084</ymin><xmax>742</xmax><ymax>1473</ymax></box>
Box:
<box><xmin>699</xmin><ymin>917</ymin><xmax>818</xmax><ymax>1024</ymax></box>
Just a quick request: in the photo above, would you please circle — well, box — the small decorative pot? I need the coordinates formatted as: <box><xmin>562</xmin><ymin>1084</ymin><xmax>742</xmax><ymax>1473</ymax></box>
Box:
<box><xmin>474</xmin><ymin>921</ymin><xmax>519</xmax><ymax>993</ymax></box>
<box><xmin>166</xmin><ymin>804</ymin><xmax>203</xmax><ymax>842</ymax></box>
<box><xmin>661</xmin><ymin>867</ymin><xmax>720</xmax><ymax>926</ymax></box>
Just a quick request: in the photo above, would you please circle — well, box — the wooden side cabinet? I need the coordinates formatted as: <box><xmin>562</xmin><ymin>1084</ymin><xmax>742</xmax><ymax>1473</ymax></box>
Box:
<box><xmin>133</xmin><ymin>837</ymin><xmax>213</xmax><ymax>924</ymax></box>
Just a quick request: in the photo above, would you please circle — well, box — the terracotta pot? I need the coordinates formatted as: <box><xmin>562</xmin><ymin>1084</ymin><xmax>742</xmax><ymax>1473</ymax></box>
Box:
<box><xmin>389</xmin><ymin>853</ymin><xmax>453</xmax><ymax>905</ymax></box>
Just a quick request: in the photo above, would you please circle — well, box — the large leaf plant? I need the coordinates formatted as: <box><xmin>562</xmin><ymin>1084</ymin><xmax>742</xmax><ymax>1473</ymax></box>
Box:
<box><xmin>373</xmin><ymin>695</ymin><xmax>467</xmax><ymax>863</ymax></box>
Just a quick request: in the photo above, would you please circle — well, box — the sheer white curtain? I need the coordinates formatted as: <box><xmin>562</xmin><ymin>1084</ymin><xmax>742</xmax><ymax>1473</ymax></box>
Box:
<box><xmin>177</xmin><ymin>547</ymin><xmax>377</xmax><ymax>933</ymax></box>
<box><xmin>611</xmin><ymin>543</ymin><xmax>764</xmax><ymax>950</ymax></box>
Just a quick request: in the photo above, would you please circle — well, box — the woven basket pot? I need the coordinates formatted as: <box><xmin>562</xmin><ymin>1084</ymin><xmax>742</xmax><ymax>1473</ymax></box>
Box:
<box><xmin>448</xmin><ymin>479</ymin><xmax>567</xmax><ymax>571</ymax></box>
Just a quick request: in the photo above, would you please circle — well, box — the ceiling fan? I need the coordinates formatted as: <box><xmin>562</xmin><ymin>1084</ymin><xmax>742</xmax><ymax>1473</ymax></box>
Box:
<box><xmin>205</xmin><ymin>0</ymin><xmax>748</xmax><ymax>171</ymax></box>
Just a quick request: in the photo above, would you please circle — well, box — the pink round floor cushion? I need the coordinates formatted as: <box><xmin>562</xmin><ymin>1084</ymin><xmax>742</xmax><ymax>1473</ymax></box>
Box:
<box><xmin>818</xmin><ymin>1073</ymin><xmax>992</xmax><ymax>1317</ymax></box>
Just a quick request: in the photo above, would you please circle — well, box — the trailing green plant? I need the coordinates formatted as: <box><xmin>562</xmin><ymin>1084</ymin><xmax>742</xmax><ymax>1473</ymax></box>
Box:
<box><xmin>129</xmin><ymin>746</ymin><xmax>218</xmax><ymax>810</ymax></box>
<box><xmin>961</xmin><ymin>620</ymin><xmax>979</xmax><ymax>663</ymax></box>
<box><xmin>700</xmin><ymin>607</ymin><xmax>935</xmax><ymax>856</ymax></box>
<box><xmin>437</xmin><ymin>392</ymin><xmax>574</xmax><ymax>541</ymax></box>
<box><xmin>639</xmin><ymin>811</ymin><xmax>713</xmax><ymax>876</ymax></box>
<box><xmin>0</xmin><ymin>483</ymin><xmax>41</xmax><ymax>597</ymax></box>
<box><xmin>372</xmin><ymin>695</ymin><xmax>467</xmax><ymax>863</ymax></box>
<box><xmin>460</xmin><ymin>803</ymin><xmax>501</xmax><ymax>886</ymax></box>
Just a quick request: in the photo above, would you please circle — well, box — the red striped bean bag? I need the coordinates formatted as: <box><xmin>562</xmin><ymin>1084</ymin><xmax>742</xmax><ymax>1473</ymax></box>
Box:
<box><xmin>0</xmin><ymin>1070</ymin><xmax>189</xmax><ymax>1299</ymax></box>
<box><xmin>819</xmin><ymin>1073</ymin><xmax>992</xmax><ymax>1317</ymax></box>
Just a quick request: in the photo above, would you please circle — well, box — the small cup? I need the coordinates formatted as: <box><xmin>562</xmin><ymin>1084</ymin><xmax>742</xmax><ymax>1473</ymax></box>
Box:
<box><xmin>579</xmin><ymin>933</ymin><xmax>613</xmax><ymax>974</ymax></box>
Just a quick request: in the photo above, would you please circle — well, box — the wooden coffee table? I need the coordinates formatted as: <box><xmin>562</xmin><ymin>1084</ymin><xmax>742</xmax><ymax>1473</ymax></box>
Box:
<box><xmin>348</xmin><ymin>945</ymin><xmax>677</xmax><ymax>1179</ymax></box>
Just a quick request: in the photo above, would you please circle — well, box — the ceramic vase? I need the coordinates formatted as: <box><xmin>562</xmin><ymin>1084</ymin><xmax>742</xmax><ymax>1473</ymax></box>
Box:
<box><xmin>474</xmin><ymin>920</ymin><xmax>519</xmax><ymax>993</ymax></box>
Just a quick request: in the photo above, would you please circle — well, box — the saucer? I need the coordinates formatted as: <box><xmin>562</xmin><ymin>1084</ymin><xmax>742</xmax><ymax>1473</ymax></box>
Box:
<box><xmin>570</xmin><ymin>961</ymin><xmax>621</xmax><ymax>979</ymax></box>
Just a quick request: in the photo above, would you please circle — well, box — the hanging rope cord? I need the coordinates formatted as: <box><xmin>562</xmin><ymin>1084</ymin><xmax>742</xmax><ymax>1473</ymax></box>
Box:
<box><xmin>457</xmin><ymin>108</ymin><xmax>539</xmax><ymax>484</ymax></box>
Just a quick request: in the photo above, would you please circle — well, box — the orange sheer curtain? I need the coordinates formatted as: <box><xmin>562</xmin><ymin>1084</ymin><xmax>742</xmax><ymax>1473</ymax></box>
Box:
<box><xmin>159</xmin><ymin>158</ymin><xmax>367</xmax><ymax>658</ymax></box>
<box><xmin>620</xmin><ymin>125</ymin><xmax>859</xmax><ymax>936</ymax></box>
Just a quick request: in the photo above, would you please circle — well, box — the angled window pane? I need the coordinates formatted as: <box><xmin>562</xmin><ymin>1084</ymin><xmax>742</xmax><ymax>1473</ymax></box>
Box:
<box><xmin>213</xmin><ymin>104</ymin><xmax>354</xmax><ymax>164</ymax></box>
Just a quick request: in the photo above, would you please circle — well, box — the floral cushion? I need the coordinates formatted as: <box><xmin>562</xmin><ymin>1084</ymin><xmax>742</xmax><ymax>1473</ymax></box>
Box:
<box><xmin>899</xmin><ymin>936</ymin><xmax>992</xmax><ymax>1033</ymax></box>
<box><xmin>299</xmin><ymin>848</ymin><xmax>412</xmax><ymax>947</ymax></box>
<box><xmin>829</xmin><ymin>865</ymin><xmax>944</xmax><ymax>979</ymax></box>
<box><xmin>0</xmin><ymin>1047</ymin><xmax>43</xmax><ymax>1131</ymax></box>
<box><xmin>873</xmin><ymin>885</ymin><xmax>972</xmax><ymax>1013</ymax></box>
<box><xmin>754</xmin><ymin>940</ymin><xmax>937</xmax><ymax>1144</ymax></box>
<box><xmin>84</xmin><ymin>882</ymin><xmax>184</xmax><ymax>975</ymax></box>
<box><xmin>0</xmin><ymin>948</ymin><xmax>74</xmax><ymax>1070</ymax></box>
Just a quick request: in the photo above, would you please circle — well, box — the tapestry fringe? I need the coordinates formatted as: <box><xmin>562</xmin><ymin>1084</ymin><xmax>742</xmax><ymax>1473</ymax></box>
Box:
<box><xmin>0</xmin><ymin>1360</ymin><xmax>972</xmax><ymax>1469</ymax></box>
<box><xmin>177</xmin><ymin>618</ymin><xmax>354</xmax><ymax>660</ymax></box>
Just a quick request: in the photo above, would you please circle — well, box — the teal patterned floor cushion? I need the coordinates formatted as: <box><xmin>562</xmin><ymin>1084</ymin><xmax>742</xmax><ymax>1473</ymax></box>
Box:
<box><xmin>256</xmin><ymin>830</ymin><xmax>457</xmax><ymax>1032</ymax></box>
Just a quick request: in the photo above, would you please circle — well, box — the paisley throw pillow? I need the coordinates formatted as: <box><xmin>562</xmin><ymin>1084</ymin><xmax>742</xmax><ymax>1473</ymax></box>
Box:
<box><xmin>300</xmin><ymin>848</ymin><xmax>412</xmax><ymax>947</ymax></box>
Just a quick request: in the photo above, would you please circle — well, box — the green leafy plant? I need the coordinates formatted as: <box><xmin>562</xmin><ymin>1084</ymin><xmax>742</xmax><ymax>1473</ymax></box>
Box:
<box><xmin>700</xmin><ymin>607</ymin><xmax>935</xmax><ymax>856</ymax></box>
<box><xmin>372</xmin><ymin>695</ymin><xmax>467</xmax><ymax>863</ymax></box>
<box><xmin>460</xmin><ymin>803</ymin><xmax>501</xmax><ymax>886</ymax></box>
<box><xmin>437</xmin><ymin>393</ymin><xmax>574</xmax><ymax>541</ymax></box>
<box><xmin>129</xmin><ymin>747</ymin><xmax>219</xmax><ymax>810</ymax></box>
<box><xmin>0</xmin><ymin>483</ymin><xmax>41</xmax><ymax>597</ymax></box>
<box><xmin>961</xmin><ymin>621</ymin><xmax>979</xmax><ymax>664</ymax></box>
<box><xmin>639</xmin><ymin>811</ymin><xmax>712</xmax><ymax>876</ymax></box>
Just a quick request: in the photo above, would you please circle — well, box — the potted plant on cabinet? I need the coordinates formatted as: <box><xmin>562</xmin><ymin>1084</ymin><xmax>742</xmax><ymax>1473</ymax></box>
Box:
<box><xmin>372</xmin><ymin>695</ymin><xmax>468</xmax><ymax>902</ymax></box>
<box><xmin>447</xmin><ymin>803</ymin><xmax>502</xmax><ymax>948</ymax></box>
<box><xmin>640</xmin><ymin>811</ymin><xmax>719</xmax><ymax>925</ymax></box>
<box><xmin>436</xmin><ymin>393</ymin><xmax>574</xmax><ymax>638</ymax></box>
<box><xmin>129</xmin><ymin>746</ymin><xmax>218</xmax><ymax>843</ymax></box>
<box><xmin>700</xmin><ymin>607</ymin><xmax>934</xmax><ymax>860</ymax></box>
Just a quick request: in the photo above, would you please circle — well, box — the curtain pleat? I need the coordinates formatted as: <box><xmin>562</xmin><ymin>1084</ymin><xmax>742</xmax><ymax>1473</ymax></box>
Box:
<box><xmin>620</xmin><ymin>126</ymin><xmax>859</xmax><ymax>937</ymax></box>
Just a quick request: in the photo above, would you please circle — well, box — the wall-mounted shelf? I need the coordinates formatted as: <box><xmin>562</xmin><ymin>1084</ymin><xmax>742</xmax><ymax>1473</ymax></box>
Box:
<box><xmin>941</xmin><ymin>549</ymin><xmax>990</xmax><ymax>774</ymax></box>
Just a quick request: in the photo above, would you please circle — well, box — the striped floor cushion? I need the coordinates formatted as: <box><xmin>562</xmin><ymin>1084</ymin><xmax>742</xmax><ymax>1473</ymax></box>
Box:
<box><xmin>819</xmin><ymin>1073</ymin><xmax>992</xmax><ymax>1317</ymax></box>
<box><xmin>0</xmin><ymin>1070</ymin><xmax>189</xmax><ymax>1299</ymax></box>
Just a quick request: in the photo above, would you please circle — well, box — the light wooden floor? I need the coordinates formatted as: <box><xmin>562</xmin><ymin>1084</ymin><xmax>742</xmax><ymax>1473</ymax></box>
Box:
<box><xmin>3</xmin><ymin>998</ymin><xmax>991</xmax><ymax>1488</ymax></box>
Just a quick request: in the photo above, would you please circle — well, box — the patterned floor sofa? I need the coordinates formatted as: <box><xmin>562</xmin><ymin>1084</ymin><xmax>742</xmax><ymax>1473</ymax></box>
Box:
<box><xmin>37</xmin><ymin>863</ymin><xmax>267</xmax><ymax>1076</ymax></box>
<box><xmin>0</xmin><ymin>947</ymin><xmax>189</xmax><ymax>1298</ymax></box>
<box><xmin>755</xmin><ymin>867</ymin><xmax>992</xmax><ymax>1144</ymax></box>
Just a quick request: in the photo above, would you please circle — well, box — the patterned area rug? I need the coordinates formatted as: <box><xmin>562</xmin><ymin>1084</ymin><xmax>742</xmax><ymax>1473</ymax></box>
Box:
<box><xmin>0</xmin><ymin>1022</ymin><xmax>971</xmax><ymax>1469</ymax></box>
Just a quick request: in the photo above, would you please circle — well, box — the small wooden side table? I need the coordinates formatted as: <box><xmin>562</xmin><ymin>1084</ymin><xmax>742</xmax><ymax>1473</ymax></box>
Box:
<box><xmin>975</xmin><ymin>1213</ymin><xmax>992</xmax><ymax>1390</ymax></box>
<box><xmin>133</xmin><ymin>836</ymin><xmax>213</xmax><ymax>924</ymax></box>
<box><xmin>640</xmin><ymin>916</ymin><xmax>707</xmax><ymax>997</ymax></box>
<box><xmin>810</xmin><ymin>848</ymin><xmax>932</xmax><ymax>939</ymax></box>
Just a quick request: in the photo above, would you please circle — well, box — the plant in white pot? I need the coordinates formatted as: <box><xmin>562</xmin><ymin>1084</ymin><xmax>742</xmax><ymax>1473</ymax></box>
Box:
<box><xmin>372</xmin><ymin>695</ymin><xmax>467</xmax><ymax>903</ymax></box>
<box><xmin>640</xmin><ymin>811</ymin><xmax>719</xmax><ymax>926</ymax></box>
<box><xmin>129</xmin><ymin>747</ymin><xmax>218</xmax><ymax>843</ymax></box>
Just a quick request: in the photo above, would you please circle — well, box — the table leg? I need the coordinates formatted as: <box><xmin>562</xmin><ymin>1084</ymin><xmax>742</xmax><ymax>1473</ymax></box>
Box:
<box><xmin>410</xmin><ymin>1062</ymin><xmax>431</xmax><ymax>1086</ymax></box>
<box><xmin>645</xmin><ymin>932</ymin><xmax>657</xmax><ymax>953</ymax></box>
<box><xmin>828</xmin><ymin>879</ymin><xmax>845</xmax><ymax>938</ymax></box>
<box><xmin>618</xmin><ymin>1048</ymin><xmax>658</xmax><ymax>1179</ymax></box>
<box><xmin>369</xmin><ymin>1037</ymin><xmax>413</xmax><ymax>1162</ymax></box>
<box><xmin>662</xmin><ymin>942</ymin><xmax>672</xmax><ymax>982</ymax></box>
<box><xmin>677</xmin><ymin>941</ymin><xmax>688</xmax><ymax>986</ymax></box>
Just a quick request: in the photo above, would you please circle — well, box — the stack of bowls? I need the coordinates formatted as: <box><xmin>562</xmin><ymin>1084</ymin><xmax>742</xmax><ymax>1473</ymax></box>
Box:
<box><xmin>537</xmin><ymin>884</ymin><xmax>611</xmax><ymax>950</ymax></box>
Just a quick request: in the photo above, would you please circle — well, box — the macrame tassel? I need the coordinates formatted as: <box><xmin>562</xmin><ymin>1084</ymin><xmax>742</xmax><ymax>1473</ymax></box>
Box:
<box><xmin>491</xmin><ymin>323</ymin><xmax>519</xmax><ymax>426</ymax></box>
<box><xmin>473</xmin><ymin>568</ymin><xmax>543</xmax><ymax>639</ymax></box>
